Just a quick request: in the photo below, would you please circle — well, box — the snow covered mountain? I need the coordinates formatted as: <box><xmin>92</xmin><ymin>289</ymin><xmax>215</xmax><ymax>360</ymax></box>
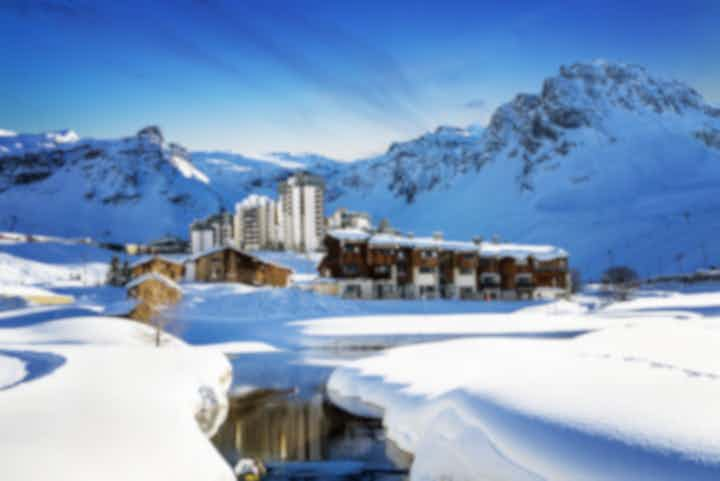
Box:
<box><xmin>329</xmin><ymin>61</ymin><xmax>720</xmax><ymax>278</ymax></box>
<box><xmin>0</xmin><ymin>126</ymin><xmax>223</xmax><ymax>243</ymax></box>
<box><xmin>2</xmin><ymin>61</ymin><xmax>719</xmax><ymax>278</ymax></box>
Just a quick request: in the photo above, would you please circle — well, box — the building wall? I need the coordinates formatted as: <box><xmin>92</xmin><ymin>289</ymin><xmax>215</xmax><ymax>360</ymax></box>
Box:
<box><xmin>130</xmin><ymin>259</ymin><xmax>184</xmax><ymax>282</ymax></box>
<box><xmin>317</xmin><ymin>235</ymin><xmax>570</xmax><ymax>300</ymax></box>
<box><xmin>280</xmin><ymin>173</ymin><xmax>325</xmax><ymax>252</ymax></box>
<box><xmin>192</xmin><ymin>249</ymin><xmax>290</xmax><ymax>287</ymax></box>
<box><xmin>191</xmin><ymin>229</ymin><xmax>213</xmax><ymax>255</ymax></box>
<box><xmin>128</xmin><ymin>279</ymin><xmax>182</xmax><ymax>322</ymax></box>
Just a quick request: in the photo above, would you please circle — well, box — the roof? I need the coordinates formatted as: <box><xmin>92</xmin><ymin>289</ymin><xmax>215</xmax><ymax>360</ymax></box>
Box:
<box><xmin>479</xmin><ymin>242</ymin><xmax>568</xmax><ymax>261</ymax></box>
<box><xmin>188</xmin><ymin>246</ymin><xmax>293</xmax><ymax>272</ymax></box>
<box><xmin>126</xmin><ymin>272</ymin><xmax>182</xmax><ymax>291</ymax></box>
<box><xmin>326</xmin><ymin>229</ymin><xmax>568</xmax><ymax>260</ymax></box>
<box><xmin>129</xmin><ymin>254</ymin><xmax>187</xmax><ymax>269</ymax></box>
<box><xmin>327</xmin><ymin>228</ymin><xmax>372</xmax><ymax>242</ymax></box>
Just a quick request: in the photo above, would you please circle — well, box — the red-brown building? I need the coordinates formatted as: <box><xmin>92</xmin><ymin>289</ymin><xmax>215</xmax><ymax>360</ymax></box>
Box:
<box><xmin>318</xmin><ymin>228</ymin><xmax>570</xmax><ymax>300</ymax></box>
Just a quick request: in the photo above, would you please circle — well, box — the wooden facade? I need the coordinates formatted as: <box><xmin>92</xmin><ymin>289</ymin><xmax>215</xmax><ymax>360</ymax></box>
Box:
<box><xmin>319</xmin><ymin>232</ymin><xmax>570</xmax><ymax>299</ymax></box>
<box><xmin>191</xmin><ymin>247</ymin><xmax>291</xmax><ymax>287</ymax></box>
<box><xmin>127</xmin><ymin>275</ymin><xmax>183</xmax><ymax>322</ymax></box>
<box><xmin>130</xmin><ymin>256</ymin><xmax>185</xmax><ymax>282</ymax></box>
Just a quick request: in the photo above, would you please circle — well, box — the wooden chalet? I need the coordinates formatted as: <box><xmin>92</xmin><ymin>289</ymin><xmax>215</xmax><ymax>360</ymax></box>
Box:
<box><xmin>126</xmin><ymin>273</ymin><xmax>183</xmax><ymax>322</ymax></box>
<box><xmin>130</xmin><ymin>255</ymin><xmax>185</xmax><ymax>282</ymax></box>
<box><xmin>188</xmin><ymin>246</ymin><xmax>292</xmax><ymax>287</ymax></box>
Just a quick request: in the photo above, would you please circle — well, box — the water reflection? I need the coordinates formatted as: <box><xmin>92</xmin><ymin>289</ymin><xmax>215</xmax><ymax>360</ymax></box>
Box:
<box><xmin>213</xmin><ymin>351</ymin><xmax>411</xmax><ymax>480</ymax></box>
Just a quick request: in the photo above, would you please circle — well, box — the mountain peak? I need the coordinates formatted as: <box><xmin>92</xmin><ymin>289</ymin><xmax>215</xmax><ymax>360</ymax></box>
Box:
<box><xmin>137</xmin><ymin>125</ymin><xmax>164</xmax><ymax>144</ymax></box>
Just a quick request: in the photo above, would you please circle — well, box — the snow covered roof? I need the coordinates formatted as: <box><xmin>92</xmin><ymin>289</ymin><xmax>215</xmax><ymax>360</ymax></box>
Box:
<box><xmin>236</xmin><ymin>194</ymin><xmax>274</xmax><ymax>209</ymax></box>
<box><xmin>327</xmin><ymin>229</ymin><xmax>568</xmax><ymax>260</ymax></box>
<box><xmin>188</xmin><ymin>246</ymin><xmax>293</xmax><ymax>272</ymax></box>
<box><xmin>480</xmin><ymin>242</ymin><xmax>568</xmax><ymax>261</ymax></box>
<box><xmin>327</xmin><ymin>229</ymin><xmax>372</xmax><ymax>242</ymax></box>
<box><xmin>126</xmin><ymin>272</ymin><xmax>182</xmax><ymax>291</ymax></box>
<box><xmin>129</xmin><ymin>254</ymin><xmax>187</xmax><ymax>269</ymax></box>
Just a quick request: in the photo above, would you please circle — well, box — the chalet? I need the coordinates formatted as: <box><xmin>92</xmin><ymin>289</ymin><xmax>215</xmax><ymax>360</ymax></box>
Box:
<box><xmin>126</xmin><ymin>272</ymin><xmax>183</xmax><ymax>322</ymax></box>
<box><xmin>318</xmin><ymin>228</ymin><xmax>570</xmax><ymax>300</ymax></box>
<box><xmin>187</xmin><ymin>246</ymin><xmax>292</xmax><ymax>287</ymax></box>
<box><xmin>129</xmin><ymin>255</ymin><xmax>186</xmax><ymax>282</ymax></box>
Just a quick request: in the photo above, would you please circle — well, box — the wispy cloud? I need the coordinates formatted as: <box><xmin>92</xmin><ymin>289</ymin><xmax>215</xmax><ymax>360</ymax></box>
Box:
<box><xmin>3</xmin><ymin>0</ymin><xmax>426</xmax><ymax>132</ymax></box>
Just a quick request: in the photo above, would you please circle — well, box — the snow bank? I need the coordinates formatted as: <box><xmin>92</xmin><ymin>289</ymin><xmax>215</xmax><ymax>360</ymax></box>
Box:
<box><xmin>328</xmin><ymin>317</ymin><xmax>720</xmax><ymax>481</ymax></box>
<box><xmin>0</xmin><ymin>313</ymin><xmax>235</xmax><ymax>481</ymax></box>
<box><xmin>0</xmin><ymin>242</ymin><xmax>110</xmax><ymax>287</ymax></box>
<box><xmin>0</xmin><ymin>353</ymin><xmax>26</xmax><ymax>390</ymax></box>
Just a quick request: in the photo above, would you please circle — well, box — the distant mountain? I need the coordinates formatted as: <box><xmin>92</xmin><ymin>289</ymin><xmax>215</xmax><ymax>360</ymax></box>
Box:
<box><xmin>0</xmin><ymin>126</ymin><xmax>222</xmax><ymax>243</ymax></box>
<box><xmin>3</xmin><ymin>61</ymin><xmax>719</xmax><ymax>278</ymax></box>
<box><xmin>327</xmin><ymin>61</ymin><xmax>720</xmax><ymax>278</ymax></box>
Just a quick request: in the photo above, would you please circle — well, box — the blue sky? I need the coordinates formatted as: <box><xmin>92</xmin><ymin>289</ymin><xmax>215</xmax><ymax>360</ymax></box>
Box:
<box><xmin>1</xmin><ymin>0</ymin><xmax>718</xmax><ymax>159</ymax></box>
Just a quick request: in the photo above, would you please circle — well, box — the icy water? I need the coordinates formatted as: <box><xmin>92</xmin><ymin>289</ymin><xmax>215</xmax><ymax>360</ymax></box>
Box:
<box><xmin>212</xmin><ymin>350</ymin><xmax>412</xmax><ymax>481</ymax></box>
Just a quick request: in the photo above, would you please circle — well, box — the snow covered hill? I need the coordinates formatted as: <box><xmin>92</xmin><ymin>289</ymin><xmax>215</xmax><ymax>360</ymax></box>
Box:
<box><xmin>327</xmin><ymin>61</ymin><xmax>720</xmax><ymax>279</ymax></box>
<box><xmin>0</xmin><ymin>126</ymin><xmax>224</xmax><ymax>243</ymax></box>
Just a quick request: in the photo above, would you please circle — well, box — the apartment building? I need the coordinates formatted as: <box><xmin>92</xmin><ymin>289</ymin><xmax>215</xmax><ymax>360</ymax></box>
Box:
<box><xmin>189</xmin><ymin>209</ymin><xmax>234</xmax><ymax>255</ymax></box>
<box><xmin>234</xmin><ymin>194</ymin><xmax>282</xmax><ymax>251</ymax></box>
<box><xmin>279</xmin><ymin>172</ymin><xmax>325</xmax><ymax>252</ymax></box>
<box><xmin>327</xmin><ymin>208</ymin><xmax>373</xmax><ymax>231</ymax></box>
<box><xmin>318</xmin><ymin>228</ymin><xmax>570</xmax><ymax>300</ymax></box>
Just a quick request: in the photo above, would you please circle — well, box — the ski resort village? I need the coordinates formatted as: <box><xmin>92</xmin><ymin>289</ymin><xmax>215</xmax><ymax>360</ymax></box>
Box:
<box><xmin>2</xmin><ymin>5</ymin><xmax>720</xmax><ymax>479</ymax></box>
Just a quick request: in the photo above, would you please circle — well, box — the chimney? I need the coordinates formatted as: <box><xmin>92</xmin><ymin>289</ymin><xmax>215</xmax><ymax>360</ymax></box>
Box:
<box><xmin>472</xmin><ymin>236</ymin><xmax>483</xmax><ymax>246</ymax></box>
<box><xmin>432</xmin><ymin>231</ymin><xmax>444</xmax><ymax>241</ymax></box>
<box><xmin>407</xmin><ymin>231</ymin><xmax>414</xmax><ymax>239</ymax></box>
<box><xmin>492</xmin><ymin>234</ymin><xmax>501</xmax><ymax>244</ymax></box>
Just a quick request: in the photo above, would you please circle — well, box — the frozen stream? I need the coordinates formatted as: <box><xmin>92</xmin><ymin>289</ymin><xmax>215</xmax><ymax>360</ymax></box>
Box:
<box><xmin>212</xmin><ymin>350</ymin><xmax>412</xmax><ymax>480</ymax></box>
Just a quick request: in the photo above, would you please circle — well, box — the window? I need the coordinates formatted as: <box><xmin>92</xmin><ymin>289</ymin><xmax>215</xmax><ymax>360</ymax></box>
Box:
<box><xmin>460</xmin><ymin>287</ymin><xmax>475</xmax><ymax>298</ymax></box>
<box><xmin>460</xmin><ymin>267</ymin><xmax>474</xmax><ymax>275</ymax></box>
<box><xmin>420</xmin><ymin>266</ymin><xmax>435</xmax><ymax>274</ymax></box>
<box><xmin>343</xmin><ymin>264</ymin><xmax>359</xmax><ymax>275</ymax></box>
<box><xmin>419</xmin><ymin>285</ymin><xmax>436</xmax><ymax>296</ymax></box>
<box><xmin>421</xmin><ymin>250</ymin><xmax>436</xmax><ymax>259</ymax></box>
<box><xmin>343</xmin><ymin>244</ymin><xmax>360</xmax><ymax>254</ymax></box>
<box><xmin>374</xmin><ymin>265</ymin><xmax>389</xmax><ymax>275</ymax></box>
<box><xmin>344</xmin><ymin>284</ymin><xmax>362</xmax><ymax>298</ymax></box>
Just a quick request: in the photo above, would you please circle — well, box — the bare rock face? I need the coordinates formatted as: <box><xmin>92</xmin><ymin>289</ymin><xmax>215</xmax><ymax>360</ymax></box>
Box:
<box><xmin>696</xmin><ymin>128</ymin><xmax>720</xmax><ymax>150</ymax></box>
<box><xmin>137</xmin><ymin>125</ymin><xmax>164</xmax><ymax>144</ymax></box>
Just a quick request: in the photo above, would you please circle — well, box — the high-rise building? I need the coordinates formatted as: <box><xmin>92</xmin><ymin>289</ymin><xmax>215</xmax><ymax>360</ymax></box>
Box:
<box><xmin>234</xmin><ymin>195</ymin><xmax>281</xmax><ymax>251</ymax></box>
<box><xmin>279</xmin><ymin>172</ymin><xmax>325</xmax><ymax>252</ymax></box>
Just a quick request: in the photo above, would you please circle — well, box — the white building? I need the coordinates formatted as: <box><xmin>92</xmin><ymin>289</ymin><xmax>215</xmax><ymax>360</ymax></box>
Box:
<box><xmin>190</xmin><ymin>209</ymin><xmax>234</xmax><ymax>254</ymax></box>
<box><xmin>234</xmin><ymin>195</ymin><xmax>282</xmax><ymax>251</ymax></box>
<box><xmin>327</xmin><ymin>208</ymin><xmax>373</xmax><ymax>231</ymax></box>
<box><xmin>279</xmin><ymin>172</ymin><xmax>325</xmax><ymax>252</ymax></box>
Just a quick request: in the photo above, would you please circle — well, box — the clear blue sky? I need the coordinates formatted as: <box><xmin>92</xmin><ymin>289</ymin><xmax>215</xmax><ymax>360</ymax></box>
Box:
<box><xmin>1</xmin><ymin>0</ymin><xmax>718</xmax><ymax>159</ymax></box>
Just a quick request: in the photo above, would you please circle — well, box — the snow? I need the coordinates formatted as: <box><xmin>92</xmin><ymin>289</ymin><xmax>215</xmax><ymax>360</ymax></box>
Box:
<box><xmin>126</xmin><ymin>272</ymin><xmax>182</xmax><ymax>291</ymax></box>
<box><xmin>188</xmin><ymin>245</ymin><xmax>292</xmax><ymax>272</ymax></box>
<box><xmin>236</xmin><ymin>193</ymin><xmax>274</xmax><ymax>208</ymax></box>
<box><xmin>0</xmin><ymin>353</ymin><xmax>26</xmax><ymax>390</ymax></box>
<box><xmin>331</xmin><ymin>229</ymin><xmax>567</xmax><ymax>259</ymax></box>
<box><xmin>327</xmin><ymin>228</ymin><xmax>372</xmax><ymax>241</ymax></box>
<box><xmin>129</xmin><ymin>254</ymin><xmax>187</xmax><ymax>269</ymax></box>
<box><xmin>168</xmin><ymin>153</ymin><xmax>210</xmax><ymax>184</ymax></box>
<box><xmin>326</xmin><ymin>289</ymin><xmax>720</xmax><ymax>481</ymax></box>
<box><xmin>0</xmin><ymin>312</ymin><xmax>235</xmax><ymax>481</ymax></box>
